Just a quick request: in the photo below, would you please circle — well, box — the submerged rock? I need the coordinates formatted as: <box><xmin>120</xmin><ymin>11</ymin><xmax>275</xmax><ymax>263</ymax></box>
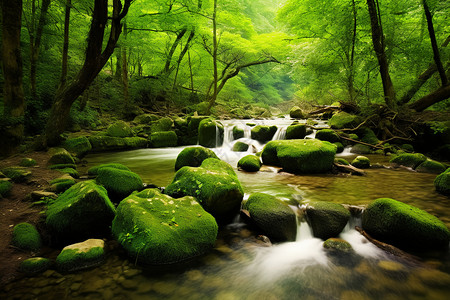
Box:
<box><xmin>56</xmin><ymin>239</ymin><xmax>106</xmax><ymax>273</ymax></box>
<box><xmin>174</xmin><ymin>147</ymin><xmax>219</xmax><ymax>171</ymax></box>
<box><xmin>390</xmin><ymin>153</ymin><xmax>427</xmax><ymax>169</ymax></box>
<box><xmin>242</xmin><ymin>193</ymin><xmax>296</xmax><ymax>242</ymax></box>
<box><xmin>150</xmin><ymin>131</ymin><xmax>178</xmax><ymax>148</ymax></box>
<box><xmin>306</xmin><ymin>201</ymin><xmax>350</xmax><ymax>240</ymax></box>
<box><xmin>362</xmin><ymin>198</ymin><xmax>450</xmax><ymax>251</ymax></box>
<box><xmin>251</xmin><ymin>125</ymin><xmax>277</xmax><ymax>143</ymax></box>
<box><xmin>434</xmin><ymin>169</ymin><xmax>450</xmax><ymax>195</ymax></box>
<box><xmin>351</xmin><ymin>156</ymin><xmax>370</xmax><ymax>169</ymax></box>
<box><xmin>286</xmin><ymin>124</ymin><xmax>306</xmax><ymax>140</ymax></box>
<box><xmin>198</xmin><ymin>118</ymin><xmax>224</xmax><ymax>148</ymax></box>
<box><xmin>62</xmin><ymin>136</ymin><xmax>92</xmax><ymax>158</ymax></box>
<box><xmin>165</xmin><ymin>158</ymin><xmax>244</xmax><ymax>217</ymax></box>
<box><xmin>107</xmin><ymin>121</ymin><xmax>133</xmax><ymax>137</ymax></box>
<box><xmin>96</xmin><ymin>167</ymin><xmax>143</xmax><ymax>200</ymax></box>
<box><xmin>112</xmin><ymin>189</ymin><xmax>218</xmax><ymax>265</ymax></box>
<box><xmin>238</xmin><ymin>155</ymin><xmax>262</xmax><ymax>172</ymax></box>
<box><xmin>11</xmin><ymin>222</ymin><xmax>42</xmax><ymax>251</ymax></box>
<box><xmin>261</xmin><ymin>139</ymin><xmax>336</xmax><ymax>174</ymax></box>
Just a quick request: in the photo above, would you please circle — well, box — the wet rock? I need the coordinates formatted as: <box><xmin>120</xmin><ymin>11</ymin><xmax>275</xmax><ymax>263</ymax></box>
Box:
<box><xmin>351</xmin><ymin>156</ymin><xmax>370</xmax><ymax>169</ymax></box>
<box><xmin>328</xmin><ymin>112</ymin><xmax>360</xmax><ymax>129</ymax></box>
<box><xmin>107</xmin><ymin>121</ymin><xmax>134</xmax><ymax>137</ymax></box>
<box><xmin>232</xmin><ymin>126</ymin><xmax>244</xmax><ymax>140</ymax></box>
<box><xmin>315</xmin><ymin>129</ymin><xmax>341</xmax><ymax>143</ymax></box>
<box><xmin>88</xmin><ymin>163</ymin><xmax>131</xmax><ymax>176</ymax></box>
<box><xmin>334</xmin><ymin>158</ymin><xmax>350</xmax><ymax>165</ymax></box>
<box><xmin>153</xmin><ymin>281</ymin><xmax>177</xmax><ymax>295</ymax></box>
<box><xmin>434</xmin><ymin>169</ymin><xmax>450</xmax><ymax>195</ymax></box>
<box><xmin>237</xmin><ymin>155</ymin><xmax>261</xmax><ymax>172</ymax></box>
<box><xmin>334</xmin><ymin>142</ymin><xmax>344</xmax><ymax>153</ymax></box>
<box><xmin>286</xmin><ymin>124</ymin><xmax>306</xmax><ymax>139</ymax></box>
<box><xmin>389</xmin><ymin>153</ymin><xmax>427</xmax><ymax>169</ymax></box>
<box><xmin>62</xmin><ymin>136</ymin><xmax>92</xmax><ymax>158</ymax></box>
<box><xmin>20</xmin><ymin>158</ymin><xmax>37</xmax><ymax>167</ymax></box>
<box><xmin>306</xmin><ymin>201</ymin><xmax>350</xmax><ymax>240</ymax></box>
<box><xmin>416</xmin><ymin>159</ymin><xmax>447</xmax><ymax>174</ymax></box>
<box><xmin>232</xmin><ymin>141</ymin><xmax>249</xmax><ymax>152</ymax></box>
<box><xmin>289</xmin><ymin>106</ymin><xmax>304</xmax><ymax>119</ymax></box>
<box><xmin>56</xmin><ymin>239</ymin><xmax>106</xmax><ymax>273</ymax></box>
<box><xmin>150</xmin><ymin>117</ymin><xmax>173</xmax><ymax>132</ymax></box>
<box><xmin>416</xmin><ymin>268</ymin><xmax>450</xmax><ymax>287</ymax></box>
<box><xmin>323</xmin><ymin>238</ymin><xmax>353</xmax><ymax>252</ymax></box>
<box><xmin>150</xmin><ymin>131</ymin><xmax>178</xmax><ymax>148</ymax></box>
<box><xmin>11</xmin><ymin>222</ymin><xmax>42</xmax><ymax>251</ymax></box>
<box><xmin>198</xmin><ymin>118</ymin><xmax>224</xmax><ymax>148</ymax></box>
<box><xmin>251</xmin><ymin>125</ymin><xmax>277</xmax><ymax>143</ymax></box>
<box><xmin>174</xmin><ymin>146</ymin><xmax>219</xmax><ymax>171</ymax></box>
<box><xmin>20</xmin><ymin>257</ymin><xmax>52</xmax><ymax>275</ymax></box>
<box><xmin>48</xmin><ymin>148</ymin><xmax>75</xmax><ymax>165</ymax></box>
<box><xmin>96</xmin><ymin>167</ymin><xmax>143</xmax><ymax>200</ymax></box>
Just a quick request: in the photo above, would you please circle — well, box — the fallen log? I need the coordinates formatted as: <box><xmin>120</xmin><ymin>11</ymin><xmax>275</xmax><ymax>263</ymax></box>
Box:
<box><xmin>338</xmin><ymin>135</ymin><xmax>384</xmax><ymax>150</ymax></box>
<box><xmin>334</xmin><ymin>163</ymin><xmax>366</xmax><ymax>176</ymax></box>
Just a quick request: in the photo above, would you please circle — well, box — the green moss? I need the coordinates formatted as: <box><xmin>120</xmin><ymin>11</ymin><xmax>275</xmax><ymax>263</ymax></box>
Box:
<box><xmin>187</xmin><ymin>116</ymin><xmax>209</xmax><ymax>133</ymax></box>
<box><xmin>174</xmin><ymin>147</ymin><xmax>219</xmax><ymax>171</ymax></box>
<box><xmin>315</xmin><ymin>129</ymin><xmax>341</xmax><ymax>143</ymax></box>
<box><xmin>237</xmin><ymin>155</ymin><xmax>261</xmax><ymax>172</ymax></box>
<box><xmin>351</xmin><ymin>156</ymin><xmax>370</xmax><ymax>169</ymax></box>
<box><xmin>334</xmin><ymin>142</ymin><xmax>344</xmax><ymax>153</ymax></box>
<box><xmin>62</xmin><ymin>136</ymin><xmax>92</xmax><ymax>158</ymax></box>
<box><xmin>261</xmin><ymin>139</ymin><xmax>336</xmax><ymax>174</ymax></box>
<box><xmin>401</xmin><ymin>144</ymin><xmax>414</xmax><ymax>152</ymax></box>
<box><xmin>306</xmin><ymin>201</ymin><xmax>350</xmax><ymax>240</ymax></box>
<box><xmin>20</xmin><ymin>158</ymin><xmax>36</xmax><ymax>167</ymax></box>
<box><xmin>251</xmin><ymin>125</ymin><xmax>277</xmax><ymax>142</ymax></box>
<box><xmin>165</xmin><ymin>158</ymin><xmax>244</xmax><ymax>217</ymax></box>
<box><xmin>56</xmin><ymin>239</ymin><xmax>105</xmax><ymax>273</ymax></box>
<box><xmin>323</xmin><ymin>238</ymin><xmax>353</xmax><ymax>252</ymax></box>
<box><xmin>232</xmin><ymin>126</ymin><xmax>244</xmax><ymax>140</ymax></box>
<box><xmin>232</xmin><ymin>141</ymin><xmax>249</xmax><ymax>152</ymax></box>
<box><xmin>46</xmin><ymin>181</ymin><xmax>115</xmax><ymax>239</ymax></box>
<box><xmin>357</xmin><ymin>127</ymin><xmax>379</xmax><ymax>145</ymax></box>
<box><xmin>88</xmin><ymin>136</ymin><xmax>147</xmax><ymax>152</ymax></box>
<box><xmin>286</xmin><ymin>124</ymin><xmax>306</xmax><ymax>139</ymax></box>
<box><xmin>88</xmin><ymin>163</ymin><xmax>131</xmax><ymax>176</ymax></box>
<box><xmin>48</xmin><ymin>163</ymin><xmax>77</xmax><ymax>170</ymax></box>
<box><xmin>96</xmin><ymin>167</ymin><xmax>143</xmax><ymax>200</ymax></box>
<box><xmin>112</xmin><ymin>189</ymin><xmax>218</xmax><ymax>265</ymax></box>
<box><xmin>0</xmin><ymin>180</ymin><xmax>13</xmax><ymax>197</ymax></box>
<box><xmin>20</xmin><ymin>257</ymin><xmax>52</xmax><ymax>274</ymax></box>
<box><xmin>328</xmin><ymin>112</ymin><xmax>360</xmax><ymax>129</ymax></box>
<box><xmin>1</xmin><ymin>167</ymin><xmax>32</xmax><ymax>183</ymax></box>
<box><xmin>348</xmin><ymin>133</ymin><xmax>359</xmax><ymax>140</ymax></box>
<box><xmin>151</xmin><ymin>117</ymin><xmax>173</xmax><ymax>132</ymax></box>
<box><xmin>416</xmin><ymin>159</ymin><xmax>447</xmax><ymax>174</ymax></box>
<box><xmin>198</xmin><ymin>118</ymin><xmax>224</xmax><ymax>148</ymax></box>
<box><xmin>11</xmin><ymin>223</ymin><xmax>41</xmax><ymax>251</ymax></box>
<box><xmin>50</xmin><ymin>178</ymin><xmax>76</xmax><ymax>193</ymax></box>
<box><xmin>350</xmin><ymin>144</ymin><xmax>371</xmax><ymax>154</ymax></box>
<box><xmin>362</xmin><ymin>198</ymin><xmax>450</xmax><ymax>251</ymax></box>
<box><xmin>133</xmin><ymin>114</ymin><xmax>159</xmax><ymax>124</ymax></box>
<box><xmin>107</xmin><ymin>121</ymin><xmax>134</xmax><ymax>137</ymax></box>
<box><xmin>334</xmin><ymin>158</ymin><xmax>349</xmax><ymax>165</ymax></box>
<box><xmin>55</xmin><ymin>168</ymin><xmax>79</xmax><ymax>179</ymax></box>
<box><xmin>150</xmin><ymin>131</ymin><xmax>178</xmax><ymax>148</ymax></box>
<box><xmin>390</xmin><ymin>153</ymin><xmax>427</xmax><ymax>169</ymax></box>
<box><xmin>48</xmin><ymin>148</ymin><xmax>75</xmax><ymax>166</ymax></box>
<box><xmin>434</xmin><ymin>169</ymin><xmax>450</xmax><ymax>195</ymax></box>
<box><xmin>289</xmin><ymin>106</ymin><xmax>304</xmax><ymax>119</ymax></box>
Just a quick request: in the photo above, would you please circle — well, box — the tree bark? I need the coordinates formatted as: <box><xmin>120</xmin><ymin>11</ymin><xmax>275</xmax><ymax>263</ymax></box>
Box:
<box><xmin>122</xmin><ymin>21</ymin><xmax>129</xmax><ymax>110</ymax></box>
<box><xmin>348</xmin><ymin>0</ymin><xmax>357</xmax><ymax>102</ymax></box>
<box><xmin>409</xmin><ymin>85</ymin><xmax>450</xmax><ymax>111</ymax></box>
<box><xmin>161</xmin><ymin>28</ymin><xmax>187</xmax><ymax>75</ymax></box>
<box><xmin>59</xmin><ymin>0</ymin><xmax>71</xmax><ymax>89</ymax></box>
<box><xmin>207</xmin><ymin>0</ymin><xmax>218</xmax><ymax>114</ymax></box>
<box><xmin>1</xmin><ymin>0</ymin><xmax>25</xmax><ymax>157</ymax></box>
<box><xmin>366</xmin><ymin>0</ymin><xmax>396</xmax><ymax>108</ymax></box>
<box><xmin>45</xmin><ymin>0</ymin><xmax>132</xmax><ymax>146</ymax></box>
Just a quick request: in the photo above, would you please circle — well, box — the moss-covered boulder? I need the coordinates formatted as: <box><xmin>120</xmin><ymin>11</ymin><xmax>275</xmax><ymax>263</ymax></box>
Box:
<box><xmin>88</xmin><ymin>136</ymin><xmax>147</xmax><ymax>152</ymax></box>
<box><xmin>251</xmin><ymin>125</ymin><xmax>277</xmax><ymax>143</ymax></box>
<box><xmin>323</xmin><ymin>238</ymin><xmax>353</xmax><ymax>252</ymax></box>
<box><xmin>88</xmin><ymin>163</ymin><xmax>131</xmax><ymax>176</ymax></box>
<box><xmin>1</xmin><ymin>167</ymin><xmax>32</xmax><ymax>183</ymax></box>
<box><xmin>328</xmin><ymin>112</ymin><xmax>360</xmax><ymax>129</ymax></box>
<box><xmin>242</xmin><ymin>193</ymin><xmax>296</xmax><ymax>242</ymax></box>
<box><xmin>238</xmin><ymin>155</ymin><xmax>261</xmax><ymax>172</ymax></box>
<box><xmin>334</xmin><ymin>158</ymin><xmax>350</xmax><ymax>165</ymax></box>
<box><xmin>174</xmin><ymin>147</ymin><xmax>219</xmax><ymax>171</ymax></box>
<box><xmin>0</xmin><ymin>180</ymin><xmax>13</xmax><ymax>197</ymax></box>
<box><xmin>96</xmin><ymin>167</ymin><xmax>143</xmax><ymax>200</ymax></box>
<box><xmin>19</xmin><ymin>257</ymin><xmax>52</xmax><ymax>275</ymax></box>
<box><xmin>150</xmin><ymin>131</ymin><xmax>178</xmax><ymax>148</ymax></box>
<box><xmin>46</xmin><ymin>181</ymin><xmax>115</xmax><ymax>239</ymax></box>
<box><xmin>316</xmin><ymin>129</ymin><xmax>341</xmax><ymax>143</ymax></box>
<box><xmin>198</xmin><ymin>118</ymin><xmax>224</xmax><ymax>148</ymax></box>
<box><xmin>151</xmin><ymin>117</ymin><xmax>173</xmax><ymax>132</ymax></box>
<box><xmin>232</xmin><ymin>126</ymin><xmax>245</xmax><ymax>140</ymax></box>
<box><xmin>357</xmin><ymin>127</ymin><xmax>379</xmax><ymax>145</ymax></box>
<box><xmin>334</xmin><ymin>142</ymin><xmax>344</xmax><ymax>153</ymax></box>
<box><xmin>107</xmin><ymin>121</ymin><xmax>133</xmax><ymax>137</ymax></box>
<box><xmin>289</xmin><ymin>106</ymin><xmax>305</xmax><ymax>119</ymax></box>
<box><xmin>49</xmin><ymin>175</ymin><xmax>76</xmax><ymax>193</ymax></box>
<box><xmin>62</xmin><ymin>136</ymin><xmax>92</xmax><ymax>158</ymax></box>
<box><xmin>232</xmin><ymin>141</ymin><xmax>249</xmax><ymax>152</ymax></box>
<box><xmin>261</xmin><ymin>139</ymin><xmax>336</xmax><ymax>174</ymax></box>
<box><xmin>133</xmin><ymin>114</ymin><xmax>159</xmax><ymax>124</ymax></box>
<box><xmin>390</xmin><ymin>153</ymin><xmax>427</xmax><ymax>169</ymax></box>
<box><xmin>19</xmin><ymin>158</ymin><xmax>36</xmax><ymax>167</ymax></box>
<box><xmin>286</xmin><ymin>124</ymin><xmax>306</xmax><ymax>140</ymax></box>
<box><xmin>48</xmin><ymin>148</ymin><xmax>75</xmax><ymax>165</ymax></box>
<box><xmin>56</xmin><ymin>239</ymin><xmax>105</xmax><ymax>273</ymax></box>
<box><xmin>165</xmin><ymin>158</ymin><xmax>244</xmax><ymax>217</ymax></box>
<box><xmin>416</xmin><ymin>159</ymin><xmax>447</xmax><ymax>174</ymax></box>
<box><xmin>351</xmin><ymin>156</ymin><xmax>370</xmax><ymax>169</ymax></box>
<box><xmin>55</xmin><ymin>167</ymin><xmax>79</xmax><ymax>179</ymax></box>
<box><xmin>434</xmin><ymin>169</ymin><xmax>450</xmax><ymax>195</ymax></box>
<box><xmin>362</xmin><ymin>198</ymin><xmax>450</xmax><ymax>251</ymax></box>
<box><xmin>306</xmin><ymin>201</ymin><xmax>350</xmax><ymax>240</ymax></box>
<box><xmin>112</xmin><ymin>189</ymin><xmax>218</xmax><ymax>265</ymax></box>
<box><xmin>11</xmin><ymin>223</ymin><xmax>41</xmax><ymax>251</ymax></box>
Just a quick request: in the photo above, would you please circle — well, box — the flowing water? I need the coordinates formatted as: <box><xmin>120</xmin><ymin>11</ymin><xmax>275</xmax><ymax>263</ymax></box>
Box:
<box><xmin>3</xmin><ymin>118</ymin><xmax>450</xmax><ymax>300</ymax></box>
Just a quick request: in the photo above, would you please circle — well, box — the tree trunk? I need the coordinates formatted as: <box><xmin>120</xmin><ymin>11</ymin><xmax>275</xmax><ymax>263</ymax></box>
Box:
<box><xmin>122</xmin><ymin>22</ymin><xmax>129</xmax><ymax>111</ymax></box>
<box><xmin>60</xmin><ymin>0</ymin><xmax>71</xmax><ymax>89</ymax></box>
<box><xmin>366</xmin><ymin>0</ymin><xmax>396</xmax><ymax>108</ymax></box>
<box><xmin>45</xmin><ymin>0</ymin><xmax>132</xmax><ymax>146</ymax></box>
<box><xmin>348</xmin><ymin>0</ymin><xmax>357</xmax><ymax>102</ymax></box>
<box><xmin>161</xmin><ymin>28</ymin><xmax>187</xmax><ymax>75</ymax></box>
<box><xmin>207</xmin><ymin>0</ymin><xmax>218</xmax><ymax>114</ymax></box>
<box><xmin>1</xmin><ymin>0</ymin><xmax>25</xmax><ymax>157</ymax></box>
<box><xmin>409</xmin><ymin>85</ymin><xmax>450</xmax><ymax>111</ymax></box>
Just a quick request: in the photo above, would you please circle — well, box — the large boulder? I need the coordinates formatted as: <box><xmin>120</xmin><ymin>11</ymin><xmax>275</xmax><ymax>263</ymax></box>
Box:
<box><xmin>150</xmin><ymin>117</ymin><xmax>173</xmax><ymax>132</ymax></box>
<box><xmin>435</xmin><ymin>169</ymin><xmax>450</xmax><ymax>195</ymax></box>
<box><xmin>351</xmin><ymin>156</ymin><xmax>370</xmax><ymax>169</ymax></box>
<box><xmin>289</xmin><ymin>106</ymin><xmax>305</xmax><ymax>119</ymax></box>
<box><xmin>150</xmin><ymin>131</ymin><xmax>178</xmax><ymax>148</ymax></box>
<box><xmin>415</xmin><ymin>159</ymin><xmax>447</xmax><ymax>174</ymax></box>
<box><xmin>88</xmin><ymin>163</ymin><xmax>131</xmax><ymax>176</ymax></box>
<box><xmin>62</xmin><ymin>136</ymin><xmax>92</xmax><ymax>158</ymax></box>
<box><xmin>237</xmin><ymin>155</ymin><xmax>261</xmax><ymax>172</ymax></box>
<box><xmin>357</xmin><ymin>127</ymin><xmax>379</xmax><ymax>145</ymax></box>
<box><xmin>261</xmin><ymin>139</ymin><xmax>336</xmax><ymax>174</ymax></box>
<box><xmin>328</xmin><ymin>112</ymin><xmax>360</xmax><ymax>129</ymax></box>
<box><xmin>96</xmin><ymin>167</ymin><xmax>143</xmax><ymax>200</ymax></box>
<box><xmin>174</xmin><ymin>147</ymin><xmax>219</xmax><ymax>171</ymax></box>
<box><xmin>56</xmin><ymin>239</ymin><xmax>106</xmax><ymax>273</ymax></box>
<box><xmin>107</xmin><ymin>121</ymin><xmax>134</xmax><ymax>137</ymax></box>
<box><xmin>315</xmin><ymin>129</ymin><xmax>341</xmax><ymax>143</ymax></box>
<box><xmin>112</xmin><ymin>189</ymin><xmax>218</xmax><ymax>265</ymax></box>
<box><xmin>242</xmin><ymin>193</ymin><xmax>297</xmax><ymax>242</ymax></box>
<box><xmin>232</xmin><ymin>126</ymin><xmax>245</xmax><ymax>140</ymax></box>
<box><xmin>286</xmin><ymin>124</ymin><xmax>306</xmax><ymax>140</ymax></box>
<box><xmin>11</xmin><ymin>223</ymin><xmax>42</xmax><ymax>251</ymax></box>
<box><xmin>390</xmin><ymin>153</ymin><xmax>427</xmax><ymax>169</ymax></box>
<box><xmin>251</xmin><ymin>125</ymin><xmax>277</xmax><ymax>143</ymax></box>
<box><xmin>232</xmin><ymin>141</ymin><xmax>249</xmax><ymax>152</ymax></box>
<box><xmin>165</xmin><ymin>158</ymin><xmax>244</xmax><ymax>217</ymax></box>
<box><xmin>198</xmin><ymin>118</ymin><xmax>224</xmax><ymax>148</ymax></box>
<box><xmin>48</xmin><ymin>148</ymin><xmax>75</xmax><ymax>165</ymax></box>
<box><xmin>306</xmin><ymin>201</ymin><xmax>350</xmax><ymax>240</ymax></box>
<box><xmin>45</xmin><ymin>181</ymin><xmax>115</xmax><ymax>239</ymax></box>
<box><xmin>362</xmin><ymin>198</ymin><xmax>450</xmax><ymax>251</ymax></box>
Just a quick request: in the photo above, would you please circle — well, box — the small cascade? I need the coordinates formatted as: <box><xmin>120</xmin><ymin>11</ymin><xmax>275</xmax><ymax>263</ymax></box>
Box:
<box><xmin>215</xmin><ymin>125</ymin><xmax>220</xmax><ymax>148</ymax></box>
<box><xmin>339</xmin><ymin>217</ymin><xmax>384</xmax><ymax>258</ymax></box>
<box><xmin>222</xmin><ymin>125</ymin><xmax>234</xmax><ymax>147</ymax></box>
<box><xmin>272</xmin><ymin>126</ymin><xmax>287</xmax><ymax>141</ymax></box>
<box><xmin>296</xmin><ymin>220</ymin><xmax>314</xmax><ymax>241</ymax></box>
<box><xmin>244</xmin><ymin>126</ymin><xmax>251</xmax><ymax>139</ymax></box>
<box><xmin>337</xmin><ymin>146</ymin><xmax>353</xmax><ymax>156</ymax></box>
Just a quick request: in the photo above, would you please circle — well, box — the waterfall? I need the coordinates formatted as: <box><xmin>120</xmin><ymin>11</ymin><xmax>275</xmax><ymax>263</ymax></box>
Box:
<box><xmin>244</xmin><ymin>126</ymin><xmax>251</xmax><ymax>139</ymax></box>
<box><xmin>272</xmin><ymin>126</ymin><xmax>287</xmax><ymax>141</ymax></box>
<box><xmin>215</xmin><ymin>125</ymin><xmax>220</xmax><ymax>148</ymax></box>
<box><xmin>223</xmin><ymin>125</ymin><xmax>234</xmax><ymax>147</ymax></box>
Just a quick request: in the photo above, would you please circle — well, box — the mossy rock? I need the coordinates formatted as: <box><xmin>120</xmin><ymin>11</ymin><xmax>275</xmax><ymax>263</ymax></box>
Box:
<box><xmin>174</xmin><ymin>147</ymin><xmax>219</xmax><ymax>171</ymax></box>
<box><xmin>96</xmin><ymin>167</ymin><xmax>143</xmax><ymax>201</ymax></box>
<box><xmin>56</xmin><ymin>239</ymin><xmax>105</xmax><ymax>273</ymax></box>
<box><xmin>306</xmin><ymin>201</ymin><xmax>350</xmax><ymax>240</ymax></box>
<box><xmin>232</xmin><ymin>141</ymin><xmax>249</xmax><ymax>152</ymax></box>
<box><xmin>151</xmin><ymin>117</ymin><xmax>173</xmax><ymax>132</ymax></box>
<box><xmin>232</xmin><ymin>126</ymin><xmax>244</xmax><ymax>140</ymax></box>
<box><xmin>49</xmin><ymin>176</ymin><xmax>76</xmax><ymax>194</ymax></box>
<box><xmin>316</xmin><ymin>129</ymin><xmax>341</xmax><ymax>143</ymax></box>
<box><xmin>351</xmin><ymin>156</ymin><xmax>370</xmax><ymax>169</ymax></box>
<box><xmin>328</xmin><ymin>112</ymin><xmax>360</xmax><ymax>129</ymax></box>
<box><xmin>165</xmin><ymin>158</ymin><xmax>244</xmax><ymax>218</ymax></box>
<box><xmin>362</xmin><ymin>198</ymin><xmax>450</xmax><ymax>251</ymax></box>
<box><xmin>242</xmin><ymin>193</ymin><xmax>296</xmax><ymax>242</ymax></box>
<box><xmin>0</xmin><ymin>180</ymin><xmax>13</xmax><ymax>197</ymax></box>
<box><xmin>350</xmin><ymin>144</ymin><xmax>371</xmax><ymax>154</ymax></box>
<box><xmin>390</xmin><ymin>153</ymin><xmax>427</xmax><ymax>169</ymax></box>
<box><xmin>88</xmin><ymin>163</ymin><xmax>131</xmax><ymax>176</ymax></box>
<box><xmin>150</xmin><ymin>131</ymin><xmax>178</xmax><ymax>148</ymax></box>
<box><xmin>357</xmin><ymin>127</ymin><xmax>379</xmax><ymax>145</ymax></box>
<box><xmin>198</xmin><ymin>118</ymin><xmax>224</xmax><ymax>148</ymax></box>
<box><xmin>133</xmin><ymin>114</ymin><xmax>159</xmax><ymax>124</ymax></box>
<box><xmin>334</xmin><ymin>158</ymin><xmax>349</xmax><ymax>165</ymax></box>
<box><xmin>62</xmin><ymin>136</ymin><xmax>92</xmax><ymax>158</ymax></box>
<box><xmin>112</xmin><ymin>189</ymin><xmax>218</xmax><ymax>265</ymax></box>
<box><xmin>20</xmin><ymin>158</ymin><xmax>36</xmax><ymax>167</ymax></box>
<box><xmin>20</xmin><ymin>257</ymin><xmax>52</xmax><ymax>275</ymax></box>
<box><xmin>173</xmin><ymin>117</ymin><xmax>188</xmax><ymax>128</ymax></box>
<box><xmin>55</xmin><ymin>168</ymin><xmax>79</xmax><ymax>179</ymax></box>
<box><xmin>434</xmin><ymin>169</ymin><xmax>450</xmax><ymax>195</ymax></box>
<box><xmin>261</xmin><ymin>139</ymin><xmax>336</xmax><ymax>174</ymax></box>
<box><xmin>401</xmin><ymin>144</ymin><xmax>414</xmax><ymax>152</ymax></box>
<box><xmin>251</xmin><ymin>125</ymin><xmax>277</xmax><ymax>143</ymax></box>
<box><xmin>124</xmin><ymin>137</ymin><xmax>148</xmax><ymax>148</ymax></box>
<box><xmin>1</xmin><ymin>167</ymin><xmax>32</xmax><ymax>183</ymax></box>
<box><xmin>286</xmin><ymin>124</ymin><xmax>306</xmax><ymax>140</ymax></box>
<box><xmin>11</xmin><ymin>222</ymin><xmax>41</xmax><ymax>251</ymax></box>
<box><xmin>289</xmin><ymin>106</ymin><xmax>305</xmax><ymax>119</ymax></box>
<box><xmin>49</xmin><ymin>163</ymin><xmax>77</xmax><ymax>170</ymax></box>
<box><xmin>334</xmin><ymin>142</ymin><xmax>344</xmax><ymax>153</ymax></box>
<box><xmin>48</xmin><ymin>148</ymin><xmax>76</xmax><ymax>166</ymax></box>
<box><xmin>46</xmin><ymin>181</ymin><xmax>115</xmax><ymax>239</ymax></box>
<box><xmin>107</xmin><ymin>121</ymin><xmax>134</xmax><ymax>137</ymax></box>
<box><xmin>237</xmin><ymin>155</ymin><xmax>261</xmax><ymax>172</ymax></box>
<box><xmin>187</xmin><ymin>116</ymin><xmax>209</xmax><ymax>133</ymax></box>
<box><xmin>323</xmin><ymin>238</ymin><xmax>353</xmax><ymax>252</ymax></box>
<box><xmin>416</xmin><ymin>159</ymin><xmax>447</xmax><ymax>174</ymax></box>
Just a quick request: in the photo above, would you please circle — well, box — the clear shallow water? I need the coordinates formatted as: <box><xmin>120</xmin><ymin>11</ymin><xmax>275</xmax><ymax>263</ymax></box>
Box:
<box><xmin>3</xmin><ymin>119</ymin><xmax>450</xmax><ymax>300</ymax></box>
